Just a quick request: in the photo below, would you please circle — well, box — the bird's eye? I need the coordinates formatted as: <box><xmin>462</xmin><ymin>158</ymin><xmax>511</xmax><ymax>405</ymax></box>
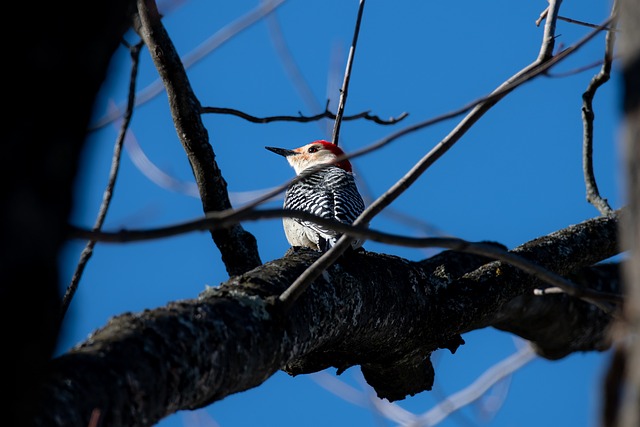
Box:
<box><xmin>308</xmin><ymin>146</ymin><xmax>319</xmax><ymax>153</ymax></box>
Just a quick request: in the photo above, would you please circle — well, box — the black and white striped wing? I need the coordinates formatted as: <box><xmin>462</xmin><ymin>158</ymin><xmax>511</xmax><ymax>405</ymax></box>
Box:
<box><xmin>284</xmin><ymin>167</ymin><xmax>365</xmax><ymax>245</ymax></box>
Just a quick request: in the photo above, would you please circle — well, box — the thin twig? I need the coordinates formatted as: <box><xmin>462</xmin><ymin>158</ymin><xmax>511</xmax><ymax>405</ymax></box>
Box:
<box><xmin>582</xmin><ymin>0</ymin><xmax>618</xmax><ymax>216</ymax></box>
<box><xmin>60</xmin><ymin>42</ymin><xmax>143</xmax><ymax>320</ymax></box>
<box><xmin>558</xmin><ymin>15</ymin><xmax>620</xmax><ymax>32</ymax></box>
<box><xmin>332</xmin><ymin>0</ymin><xmax>366</xmax><ymax>146</ymax></box>
<box><xmin>546</xmin><ymin>58</ymin><xmax>607</xmax><ymax>78</ymax></box>
<box><xmin>277</xmin><ymin>0</ymin><xmax>568</xmax><ymax>312</ymax></box>
<box><xmin>539</xmin><ymin>9</ymin><xmax>618</xmax><ymax>32</ymax></box>
<box><xmin>200</xmin><ymin>104</ymin><xmax>408</xmax><ymax>125</ymax></box>
<box><xmin>535</xmin><ymin>5</ymin><xmax>549</xmax><ymax>27</ymax></box>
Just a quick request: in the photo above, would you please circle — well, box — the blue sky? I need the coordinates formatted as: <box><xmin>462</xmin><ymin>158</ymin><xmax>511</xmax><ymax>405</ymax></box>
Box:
<box><xmin>59</xmin><ymin>1</ymin><xmax>621</xmax><ymax>426</ymax></box>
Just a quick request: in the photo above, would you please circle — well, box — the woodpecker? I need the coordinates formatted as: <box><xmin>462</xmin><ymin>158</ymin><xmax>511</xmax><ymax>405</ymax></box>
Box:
<box><xmin>265</xmin><ymin>140</ymin><xmax>366</xmax><ymax>252</ymax></box>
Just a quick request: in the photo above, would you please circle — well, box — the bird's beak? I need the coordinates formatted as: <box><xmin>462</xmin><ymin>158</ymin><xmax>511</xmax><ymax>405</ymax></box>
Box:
<box><xmin>265</xmin><ymin>146</ymin><xmax>298</xmax><ymax>157</ymax></box>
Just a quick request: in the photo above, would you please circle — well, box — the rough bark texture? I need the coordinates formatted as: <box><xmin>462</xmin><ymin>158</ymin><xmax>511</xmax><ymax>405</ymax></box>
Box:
<box><xmin>33</xmin><ymin>213</ymin><xmax>621</xmax><ymax>427</ymax></box>
<box><xmin>0</xmin><ymin>2</ymin><xmax>137</xmax><ymax>426</ymax></box>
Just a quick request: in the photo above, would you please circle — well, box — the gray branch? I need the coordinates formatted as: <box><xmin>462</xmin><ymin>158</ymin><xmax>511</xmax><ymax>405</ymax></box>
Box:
<box><xmin>34</xmin><ymin>213</ymin><xmax>621</xmax><ymax>427</ymax></box>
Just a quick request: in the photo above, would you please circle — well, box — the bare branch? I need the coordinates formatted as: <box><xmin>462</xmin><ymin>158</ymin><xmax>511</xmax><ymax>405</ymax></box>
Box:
<box><xmin>558</xmin><ymin>15</ymin><xmax>620</xmax><ymax>32</ymax></box>
<box><xmin>61</xmin><ymin>41</ymin><xmax>144</xmax><ymax>320</ymax></box>
<box><xmin>200</xmin><ymin>104</ymin><xmax>408</xmax><ymax>125</ymax></box>
<box><xmin>535</xmin><ymin>4</ymin><xmax>549</xmax><ymax>27</ymax></box>
<box><xmin>538</xmin><ymin>0</ymin><xmax>562</xmax><ymax>61</ymax></box>
<box><xmin>582</xmin><ymin>0</ymin><xmax>618</xmax><ymax>215</ymax></box>
<box><xmin>546</xmin><ymin>58</ymin><xmax>608</xmax><ymax>78</ymax></box>
<box><xmin>136</xmin><ymin>0</ymin><xmax>261</xmax><ymax>276</ymax></box>
<box><xmin>332</xmin><ymin>0</ymin><xmax>366</xmax><ymax>146</ymax></box>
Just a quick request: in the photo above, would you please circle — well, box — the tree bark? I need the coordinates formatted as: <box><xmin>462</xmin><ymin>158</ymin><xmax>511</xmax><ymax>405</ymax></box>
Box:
<box><xmin>33</xmin><ymin>213</ymin><xmax>620</xmax><ymax>427</ymax></box>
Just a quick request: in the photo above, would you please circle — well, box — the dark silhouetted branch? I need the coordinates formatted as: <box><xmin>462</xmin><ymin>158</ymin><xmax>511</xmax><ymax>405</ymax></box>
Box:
<box><xmin>200</xmin><ymin>104</ymin><xmax>408</xmax><ymax>125</ymax></box>
<box><xmin>37</xmin><ymin>212</ymin><xmax>620</xmax><ymax>426</ymax></box>
<box><xmin>331</xmin><ymin>0</ymin><xmax>367</xmax><ymax>146</ymax></box>
<box><xmin>61</xmin><ymin>41</ymin><xmax>144</xmax><ymax>320</ymax></box>
<box><xmin>136</xmin><ymin>0</ymin><xmax>261</xmax><ymax>276</ymax></box>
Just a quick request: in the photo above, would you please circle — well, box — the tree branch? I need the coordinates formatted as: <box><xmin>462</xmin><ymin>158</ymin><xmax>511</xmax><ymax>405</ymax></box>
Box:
<box><xmin>557</xmin><ymin>15</ymin><xmax>620</xmax><ymax>32</ymax></box>
<box><xmin>332</xmin><ymin>0</ymin><xmax>366</xmax><ymax>146</ymax></box>
<box><xmin>61</xmin><ymin>41</ymin><xmax>144</xmax><ymax>320</ymax></box>
<box><xmin>135</xmin><ymin>0</ymin><xmax>261</xmax><ymax>276</ymax></box>
<box><xmin>582</xmin><ymin>0</ymin><xmax>618</xmax><ymax>216</ymax></box>
<box><xmin>200</xmin><ymin>104</ymin><xmax>408</xmax><ymax>125</ymax></box>
<box><xmin>36</xmin><ymin>213</ymin><xmax>620</xmax><ymax>426</ymax></box>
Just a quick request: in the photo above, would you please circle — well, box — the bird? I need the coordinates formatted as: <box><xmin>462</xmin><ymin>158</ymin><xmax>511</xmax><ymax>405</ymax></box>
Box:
<box><xmin>265</xmin><ymin>140</ymin><xmax>366</xmax><ymax>252</ymax></box>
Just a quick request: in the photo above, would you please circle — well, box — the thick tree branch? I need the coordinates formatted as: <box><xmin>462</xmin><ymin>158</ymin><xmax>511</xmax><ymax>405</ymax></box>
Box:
<box><xmin>135</xmin><ymin>0</ymin><xmax>261</xmax><ymax>276</ymax></box>
<box><xmin>35</xmin><ymin>213</ymin><xmax>620</xmax><ymax>426</ymax></box>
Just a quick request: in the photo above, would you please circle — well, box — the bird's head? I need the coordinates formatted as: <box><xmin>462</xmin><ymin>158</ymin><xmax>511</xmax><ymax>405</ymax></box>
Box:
<box><xmin>265</xmin><ymin>140</ymin><xmax>352</xmax><ymax>175</ymax></box>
